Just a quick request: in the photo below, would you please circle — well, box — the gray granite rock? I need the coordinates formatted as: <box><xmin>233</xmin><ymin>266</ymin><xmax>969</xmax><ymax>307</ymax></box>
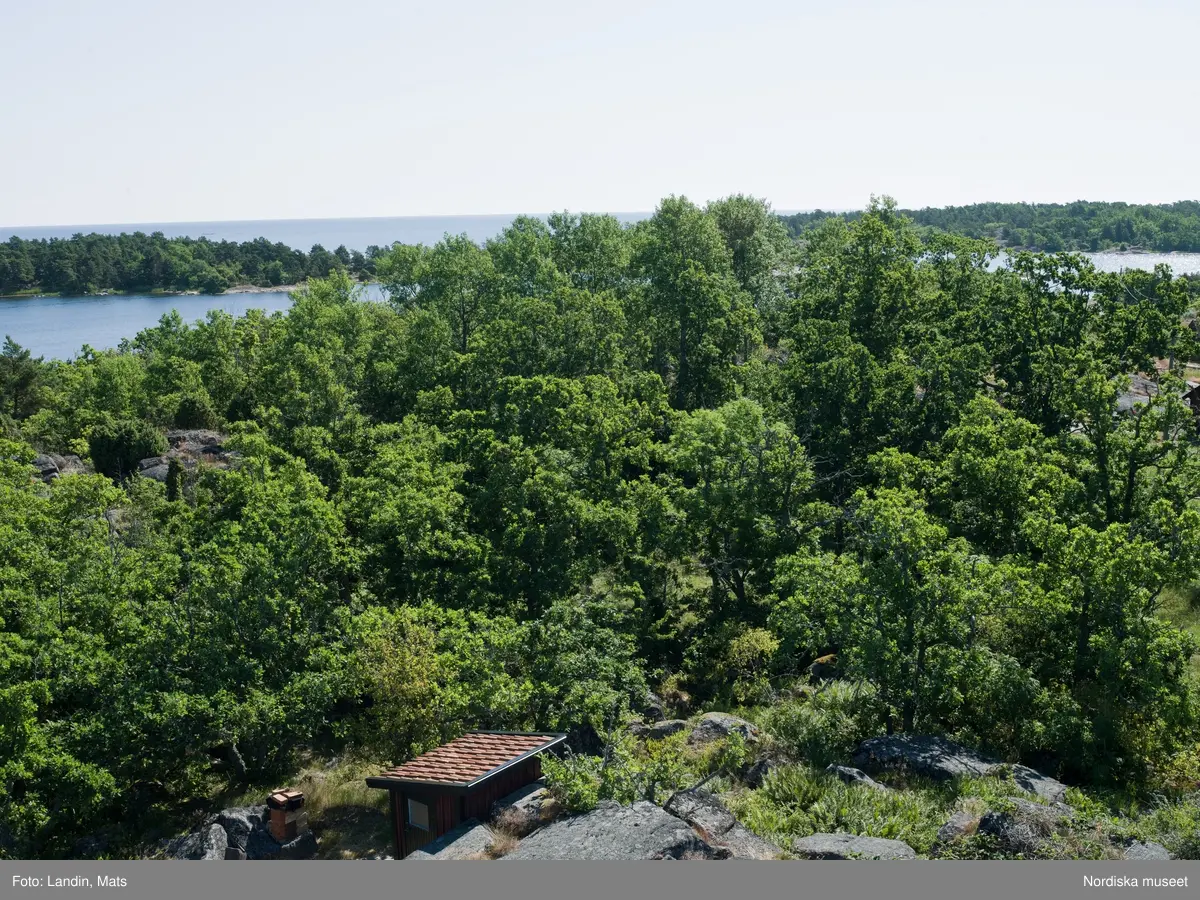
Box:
<box><xmin>825</xmin><ymin>765</ymin><xmax>889</xmax><ymax>791</ymax></box>
<box><xmin>503</xmin><ymin>801</ymin><xmax>718</xmax><ymax>860</ymax></box>
<box><xmin>1004</xmin><ymin>764</ymin><xmax>1070</xmax><ymax>805</ymax></box>
<box><xmin>853</xmin><ymin>735</ymin><xmax>995</xmax><ymax>781</ymax></box>
<box><xmin>166</xmin><ymin>802</ymin><xmax>316</xmax><ymax>860</ymax></box>
<box><xmin>664</xmin><ymin>788</ymin><xmax>782</xmax><ymax>859</ymax></box>
<box><xmin>641</xmin><ymin>719</ymin><xmax>690</xmax><ymax>740</ymax></box>
<box><xmin>936</xmin><ymin>810</ymin><xmax>978</xmax><ymax>843</ymax></box>
<box><xmin>1124</xmin><ymin>840</ymin><xmax>1171</xmax><ymax>860</ymax></box>
<box><xmin>792</xmin><ymin>833</ymin><xmax>916</xmax><ymax>860</ymax></box>
<box><xmin>406</xmin><ymin>820</ymin><xmax>495</xmax><ymax>860</ymax></box>
<box><xmin>167</xmin><ymin>429</ymin><xmax>228</xmax><ymax>451</ymax></box>
<box><xmin>743</xmin><ymin>755</ymin><xmax>779</xmax><ymax>788</ymax></box>
<box><xmin>688</xmin><ymin>712</ymin><xmax>760</xmax><ymax>746</ymax></box>
<box><xmin>246</xmin><ymin>826</ymin><xmax>285</xmax><ymax>861</ymax></box>
<box><xmin>51</xmin><ymin>454</ymin><xmax>88</xmax><ymax>477</ymax></box>
<box><xmin>644</xmin><ymin>692</ymin><xmax>666</xmax><ymax>723</ymax></box>
<box><xmin>851</xmin><ymin>735</ymin><xmax>1070</xmax><ymax>806</ymax></box>
<box><xmin>32</xmin><ymin>454</ymin><xmax>60</xmax><ymax>481</ymax></box>
<box><xmin>27</xmin><ymin>453</ymin><xmax>87</xmax><ymax>483</ymax></box>
<box><xmin>664</xmin><ymin>789</ymin><xmax>737</xmax><ymax>839</ymax></box>
<box><xmin>169</xmin><ymin>823</ymin><xmax>228</xmax><ymax>860</ymax></box>
<box><xmin>715</xmin><ymin>824</ymin><xmax>783</xmax><ymax>860</ymax></box>
<box><xmin>214</xmin><ymin>806</ymin><xmax>267</xmax><ymax>851</ymax></box>
<box><xmin>491</xmin><ymin>781</ymin><xmax>554</xmax><ymax>836</ymax></box>
<box><xmin>277</xmin><ymin>831</ymin><xmax>319</xmax><ymax>860</ymax></box>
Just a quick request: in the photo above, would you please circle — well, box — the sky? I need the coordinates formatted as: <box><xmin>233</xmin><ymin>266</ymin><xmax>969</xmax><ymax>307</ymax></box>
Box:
<box><xmin>2</xmin><ymin>0</ymin><xmax>1198</xmax><ymax>227</ymax></box>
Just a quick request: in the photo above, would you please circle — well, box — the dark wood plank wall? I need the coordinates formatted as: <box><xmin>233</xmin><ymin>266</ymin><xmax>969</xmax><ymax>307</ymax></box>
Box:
<box><xmin>387</xmin><ymin>757</ymin><xmax>545</xmax><ymax>858</ymax></box>
<box><xmin>461</xmin><ymin>758</ymin><xmax>542</xmax><ymax>821</ymax></box>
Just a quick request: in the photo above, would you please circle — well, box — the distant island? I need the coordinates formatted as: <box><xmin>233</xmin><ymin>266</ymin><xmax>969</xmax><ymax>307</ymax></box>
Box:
<box><xmin>781</xmin><ymin>200</ymin><xmax>1200</xmax><ymax>253</ymax></box>
<box><xmin>0</xmin><ymin>232</ymin><xmax>380</xmax><ymax>297</ymax></box>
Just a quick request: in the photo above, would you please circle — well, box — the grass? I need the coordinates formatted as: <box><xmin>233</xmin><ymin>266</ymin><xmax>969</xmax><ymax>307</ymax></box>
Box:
<box><xmin>484</xmin><ymin>828</ymin><xmax>521</xmax><ymax>859</ymax></box>
<box><xmin>722</xmin><ymin>759</ymin><xmax>1170</xmax><ymax>859</ymax></box>
<box><xmin>726</xmin><ymin>764</ymin><xmax>949</xmax><ymax>854</ymax></box>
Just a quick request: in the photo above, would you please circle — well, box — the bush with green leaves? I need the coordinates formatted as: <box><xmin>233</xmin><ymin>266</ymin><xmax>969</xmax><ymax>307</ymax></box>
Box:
<box><xmin>172</xmin><ymin>392</ymin><xmax>219</xmax><ymax>429</ymax></box>
<box><xmin>542</xmin><ymin>729</ymin><xmax>747</xmax><ymax>813</ymax></box>
<box><xmin>758</xmin><ymin>680</ymin><xmax>885</xmax><ymax>768</ymax></box>
<box><xmin>1124</xmin><ymin>793</ymin><xmax>1200</xmax><ymax>860</ymax></box>
<box><xmin>86</xmin><ymin>418</ymin><xmax>166</xmax><ymax>480</ymax></box>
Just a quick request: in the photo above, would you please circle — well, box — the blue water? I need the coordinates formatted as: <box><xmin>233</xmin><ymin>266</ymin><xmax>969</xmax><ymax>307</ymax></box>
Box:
<box><xmin>1</xmin><ymin>284</ymin><xmax>387</xmax><ymax>361</ymax></box>
<box><xmin>0</xmin><ymin>213</ymin><xmax>651</xmax><ymax>251</ymax></box>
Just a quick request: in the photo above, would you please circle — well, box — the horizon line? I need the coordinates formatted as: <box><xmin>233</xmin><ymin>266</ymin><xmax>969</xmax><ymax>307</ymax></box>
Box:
<box><xmin>0</xmin><ymin>208</ymin><xmax>862</xmax><ymax>232</ymax></box>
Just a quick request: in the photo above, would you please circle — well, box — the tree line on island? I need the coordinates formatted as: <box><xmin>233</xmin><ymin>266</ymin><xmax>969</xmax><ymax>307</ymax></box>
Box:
<box><xmin>3</xmin><ymin>196</ymin><xmax>1200</xmax><ymax>858</ymax></box>
<box><xmin>0</xmin><ymin>232</ymin><xmax>382</xmax><ymax>296</ymax></box>
<box><xmin>783</xmin><ymin>200</ymin><xmax>1200</xmax><ymax>253</ymax></box>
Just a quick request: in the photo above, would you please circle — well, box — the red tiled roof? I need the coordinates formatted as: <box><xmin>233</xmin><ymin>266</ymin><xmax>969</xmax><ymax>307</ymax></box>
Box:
<box><xmin>372</xmin><ymin>732</ymin><xmax>563</xmax><ymax>786</ymax></box>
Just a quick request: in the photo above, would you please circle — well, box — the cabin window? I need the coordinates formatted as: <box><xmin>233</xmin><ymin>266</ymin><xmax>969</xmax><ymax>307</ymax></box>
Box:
<box><xmin>407</xmin><ymin>798</ymin><xmax>430</xmax><ymax>831</ymax></box>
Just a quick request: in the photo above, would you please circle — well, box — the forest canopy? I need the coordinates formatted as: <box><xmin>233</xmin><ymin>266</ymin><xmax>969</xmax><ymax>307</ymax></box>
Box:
<box><xmin>3</xmin><ymin>197</ymin><xmax>1200</xmax><ymax>858</ymax></box>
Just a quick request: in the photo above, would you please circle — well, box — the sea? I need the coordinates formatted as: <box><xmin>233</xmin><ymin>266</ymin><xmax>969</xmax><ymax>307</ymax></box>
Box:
<box><xmin>2</xmin><ymin>215</ymin><xmax>1200</xmax><ymax>360</ymax></box>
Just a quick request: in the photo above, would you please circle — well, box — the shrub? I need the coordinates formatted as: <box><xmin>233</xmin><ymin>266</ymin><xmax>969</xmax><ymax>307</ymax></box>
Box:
<box><xmin>724</xmin><ymin>628</ymin><xmax>780</xmax><ymax>704</ymax></box>
<box><xmin>760</xmin><ymin>679</ymin><xmax>884</xmax><ymax>768</ymax></box>
<box><xmin>542</xmin><ymin>752</ymin><xmax>604</xmax><ymax>813</ymax></box>
<box><xmin>1160</xmin><ymin>743</ymin><xmax>1200</xmax><ymax>795</ymax></box>
<box><xmin>87</xmin><ymin>418</ymin><xmax>166</xmax><ymax>480</ymax></box>
<box><xmin>1130</xmin><ymin>794</ymin><xmax>1200</xmax><ymax>859</ymax></box>
<box><xmin>173</xmin><ymin>393</ymin><xmax>218</xmax><ymax>429</ymax></box>
<box><xmin>542</xmin><ymin>729</ymin><xmax>743</xmax><ymax>813</ymax></box>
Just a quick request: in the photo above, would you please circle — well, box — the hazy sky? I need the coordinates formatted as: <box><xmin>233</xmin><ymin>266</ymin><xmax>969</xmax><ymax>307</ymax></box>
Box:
<box><xmin>2</xmin><ymin>0</ymin><xmax>1197</xmax><ymax>226</ymax></box>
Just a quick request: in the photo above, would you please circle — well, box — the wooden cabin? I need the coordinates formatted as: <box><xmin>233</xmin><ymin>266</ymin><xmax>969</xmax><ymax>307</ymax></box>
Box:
<box><xmin>365</xmin><ymin>730</ymin><xmax>567</xmax><ymax>859</ymax></box>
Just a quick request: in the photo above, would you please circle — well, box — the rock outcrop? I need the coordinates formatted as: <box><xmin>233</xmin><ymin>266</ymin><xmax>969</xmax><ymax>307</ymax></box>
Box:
<box><xmin>165</xmin><ymin>804</ymin><xmax>318</xmax><ymax>860</ymax></box>
<box><xmin>665</xmin><ymin>789</ymin><xmax>736</xmax><ymax>839</ymax></box>
<box><xmin>742</xmin><ymin>754</ymin><xmax>780</xmax><ymax>788</ymax></box>
<box><xmin>687</xmin><ymin>712</ymin><xmax>759</xmax><ymax>746</ymax></box>
<box><xmin>716</xmin><ymin>824</ymin><xmax>785</xmax><ymax>860</ymax></box>
<box><xmin>792</xmin><ymin>833</ymin><xmax>916</xmax><ymax>860</ymax></box>
<box><xmin>31</xmin><ymin>453</ymin><xmax>88</xmax><ymax>483</ymax></box>
<box><xmin>491</xmin><ymin>781</ymin><xmax>555</xmax><ymax>837</ymax></box>
<box><xmin>169</xmin><ymin>823</ymin><xmax>229</xmax><ymax>860</ymax></box>
<box><xmin>1004</xmin><ymin>764</ymin><xmax>1069</xmax><ymax>804</ymax></box>
<box><xmin>825</xmin><ymin>765</ymin><xmax>889</xmax><ymax>791</ymax></box>
<box><xmin>631</xmin><ymin>719</ymin><xmax>690</xmax><ymax>741</ymax></box>
<box><xmin>643</xmin><ymin>692</ymin><xmax>666</xmax><ymax>723</ymax></box>
<box><xmin>852</xmin><ymin>735</ymin><xmax>1069</xmax><ymax>803</ymax></box>
<box><xmin>935</xmin><ymin>810</ymin><xmax>978</xmax><ymax>843</ymax></box>
<box><xmin>138</xmin><ymin>430</ymin><xmax>236</xmax><ymax>483</ymax></box>
<box><xmin>1124</xmin><ymin>840</ymin><xmax>1171</xmax><ymax>861</ymax></box>
<box><xmin>664</xmin><ymin>789</ymin><xmax>782</xmax><ymax>860</ymax></box>
<box><xmin>406</xmin><ymin>821</ymin><xmax>495</xmax><ymax>859</ymax></box>
<box><xmin>503</xmin><ymin>801</ymin><xmax>720</xmax><ymax>860</ymax></box>
<box><xmin>853</xmin><ymin>735</ymin><xmax>994</xmax><ymax>780</ymax></box>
